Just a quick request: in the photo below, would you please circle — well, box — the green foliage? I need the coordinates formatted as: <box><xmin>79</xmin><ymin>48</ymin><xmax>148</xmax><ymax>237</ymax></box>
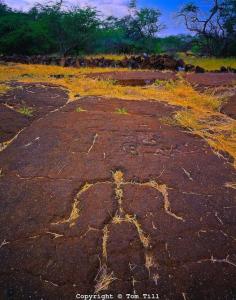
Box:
<box><xmin>90</xmin><ymin>27</ymin><xmax>128</xmax><ymax>54</ymax></box>
<box><xmin>75</xmin><ymin>107</ymin><xmax>87</xmax><ymax>112</ymax></box>
<box><xmin>0</xmin><ymin>0</ymin><xmax>165</xmax><ymax>55</ymax></box>
<box><xmin>0</xmin><ymin>1</ymin><xmax>99</xmax><ymax>55</ymax></box>
<box><xmin>17</xmin><ymin>106</ymin><xmax>33</xmax><ymax>116</ymax></box>
<box><xmin>115</xmin><ymin>108</ymin><xmax>128</xmax><ymax>115</ymax></box>
<box><xmin>114</xmin><ymin>7</ymin><xmax>164</xmax><ymax>53</ymax></box>
<box><xmin>0</xmin><ymin>0</ymin><xmax>235</xmax><ymax>56</ymax></box>
<box><xmin>157</xmin><ymin>35</ymin><xmax>194</xmax><ymax>54</ymax></box>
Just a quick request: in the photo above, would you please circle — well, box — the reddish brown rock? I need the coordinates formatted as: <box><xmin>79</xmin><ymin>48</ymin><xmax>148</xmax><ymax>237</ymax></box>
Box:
<box><xmin>0</xmin><ymin>104</ymin><xmax>30</xmax><ymax>142</ymax></box>
<box><xmin>221</xmin><ymin>93</ymin><xmax>236</xmax><ymax>119</ymax></box>
<box><xmin>89</xmin><ymin>70</ymin><xmax>236</xmax><ymax>88</ymax></box>
<box><xmin>0</xmin><ymin>89</ymin><xmax>235</xmax><ymax>299</ymax></box>
<box><xmin>184</xmin><ymin>72</ymin><xmax>236</xmax><ymax>87</ymax></box>
<box><xmin>89</xmin><ymin>71</ymin><xmax>177</xmax><ymax>86</ymax></box>
<box><xmin>0</xmin><ymin>82</ymin><xmax>68</xmax><ymax>118</ymax></box>
<box><xmin>0</xmin><ymin>82</ymin><xmax>68</xmax><ymax>142</ymax></box>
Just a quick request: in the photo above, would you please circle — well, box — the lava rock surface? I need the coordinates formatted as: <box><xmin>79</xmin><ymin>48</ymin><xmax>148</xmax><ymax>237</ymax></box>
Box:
<box><xmin>0</xmin><ymin>84</ymin><xmax>235</xmax><ymax>299</ymax></box>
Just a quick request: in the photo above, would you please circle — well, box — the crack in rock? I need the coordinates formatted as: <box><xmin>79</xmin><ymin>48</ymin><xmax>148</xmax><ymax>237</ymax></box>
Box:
<box><xmin>197</xmin><ymin>255</ymin><xmax>236</xmax><ymax>268</ymax></box>
<box><xmin>87</xmin><ymin>133</ymin><xmax>98</xmax><ymax>154</ymax></box>
<box><xmin>0</xmin><ymin>129</ymin><xmax>24</xmax><ymax>152</ymax></box>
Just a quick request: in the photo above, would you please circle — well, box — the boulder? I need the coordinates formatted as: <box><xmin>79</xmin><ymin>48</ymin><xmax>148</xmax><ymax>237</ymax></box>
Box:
<box><xmin>220</xmin><ymin>66</ymin><xmax>228</xmax><ymax>72</ymax></box>
<box><xmin>185</xmin><ymin>64</ymin><xmax>195</xmax><ymax>72</ymax></box>
<box><xmin>195</xmin><ymin>66</ymin><xmax>205</xmax><ymax>73</ymax></box>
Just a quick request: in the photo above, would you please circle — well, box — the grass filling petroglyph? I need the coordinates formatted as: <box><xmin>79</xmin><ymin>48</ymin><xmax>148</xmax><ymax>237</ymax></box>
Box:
<box><xmin>52</xmin><ymin>182</ymin><xmax>93</xmax><ymax>227</ymax></box>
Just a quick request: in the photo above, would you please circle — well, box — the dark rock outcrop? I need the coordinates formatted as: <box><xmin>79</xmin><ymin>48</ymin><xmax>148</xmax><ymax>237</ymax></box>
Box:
<box><xmin>0</xmin><ymin>54</ymin><xmax>184</xmax><ymax>71</ymax></box>
<box><xmin>195</xmin><ymin>65</ymin><xmax>205</xmax><ymax>73</ymax></box>
<box><xmin>185</xmin><ymin>64</ymin><xmax>195</xmax><ymax>72</ymax></box>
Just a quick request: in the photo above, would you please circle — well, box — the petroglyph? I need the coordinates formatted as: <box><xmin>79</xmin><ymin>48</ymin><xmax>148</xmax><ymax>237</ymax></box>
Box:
<box><xmin>124</xmin><ymin>180</ymin><xmax>185</xmax><ymax>221</ymax></box>
<box><xmin>52</xmin><ymin>183</ymin><xmax>93</xmax><ymax>227</ymax></box>
<box><xmin>51</xmin><ymin>181</ymin><xmax>110</xmax><ymax>227</ymax></box>
<box><xmin>1</xmin><ymin>91</ymin><xmax>235</xmax><ymax>298</ymax></box>
<box><xmin>51</xmin><ymin>170</ymin><xmax>183</xmax><ymax>289</ymax></box>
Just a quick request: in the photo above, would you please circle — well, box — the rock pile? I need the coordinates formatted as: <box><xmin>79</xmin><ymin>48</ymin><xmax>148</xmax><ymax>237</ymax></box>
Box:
<box><xmin>0</xmin><ymin>54</ymin><xmax>184</xmax><ymax>70</ymax></box>
<box><xmin>0</xmin><ymin>54</ymin><xmax>235</xmax><ymax>73</ymax></box>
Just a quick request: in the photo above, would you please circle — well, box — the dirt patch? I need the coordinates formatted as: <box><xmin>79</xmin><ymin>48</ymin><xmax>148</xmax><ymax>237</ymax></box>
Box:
<box><xmin>0</xmin><ymin>91</ymin><xmax>235</xmax><ymax>299</ymax></box>
<box><xmin>0</xmin><ymin>82</ymin><xmax>68</xmax><ymax>142</ymax></box>
<box><xmin>88</xmin><ymin>71</ymin><xmax>177</xmax><ymax>86</ymax></box>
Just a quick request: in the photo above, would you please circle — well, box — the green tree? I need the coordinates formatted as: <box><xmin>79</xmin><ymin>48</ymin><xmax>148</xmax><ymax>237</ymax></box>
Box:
<box><xmin>0</xmin><ymin>6</ymin><xmax>55</xmax><ymax>54</ymax></box>
<box><xmin>115</xmin><ymin>7</ymin><xmax>164</xmax><ymax>52</ymax></box>
<box><xmin>178</xmin><ymin>0</ymin><xmax>236</xmax><ymax>56</ymax></box>
<box><xmin>29</xmin><ymin>1</ymin><xmax>100</xmax><ymax>55</ymax></box>
<box><xmin>221</xmin><ymin>0</ymin><xmax>236</xmax><ymax>55</ymax></box>
<box><xmin>157</xmin><ymin>35</ymin><xmax>194</xmax><ymax>53</ymax></box>
<box><xmin>0</xmin><ymin>0</ymin><xmax>100</xmax><ymax>55</ymax></box>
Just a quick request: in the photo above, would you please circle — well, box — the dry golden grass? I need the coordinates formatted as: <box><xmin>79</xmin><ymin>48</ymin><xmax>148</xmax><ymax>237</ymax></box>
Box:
<box><xmin>145</xmin><ymin>252</ymin><xmax>157</xmax><ymax>276</ymax></box>
<box><xmin>179</xmin><ymin>53</ymin><xmax>236</xmax><ymax>71</ymax></box>
<box><xmin>0</xmin><ymin>63</ymin><xmax>236</xmax><ymax>166</ymax></box>
<box><xmin>94</xmin><ymin>264</ymin><xmax>116</xmax><ymax>294</ymax></box>
<box><xmin>85</xmin><ymin>54</ymin><xmax>127</xmax><ymax>60</ymax></box>
<box><xmin>225</xmin><ymin>182</ymin><xmax>236</xmax><ymax>189</ymax></box>
<box><xmin>0</xmin><ymin>129</ymin><xmax>24</xmax><ymax>152</ymax></box>
<box><xmin>125</xmin><ymin>214</ymin><xmax>150</xmax><ymax>248</ymax></box>
<box><xmin>102</xmin><ymin>225</ymin><xmax>109</xmax><ymax>261</ymax></box>
<box><xmin>113</xmin><ymin>172</ymin><xmax>124</xmax><ymax>211</ymax></box>
<box><xmin>0</xmin><ymin>63</ymin><xmax>220</xmax><ymax>109</ymax></box>
<box><xmin>51</xmin><ymin>182</ymin><xmax>93</xmax><ymax>227</ymax></box>
<box><xmin>175</xmin><ymin>110</ymin><xmax>236</xmax><ymax>167</ymax></box>
<box><xmin>0</xmin><ymin>83</ymin><xmax>10</xmax><ymax>94</ymax></box>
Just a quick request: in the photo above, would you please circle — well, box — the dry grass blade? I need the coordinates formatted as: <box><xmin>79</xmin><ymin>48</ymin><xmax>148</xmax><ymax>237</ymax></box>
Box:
<box><xmin>225</xmin><ymin>182</ymin><xmax>236</xmax><ymax>189</ymax></box>
<box><xmin>94</xmin><ymin>264</ymin><xmax>117</xmax><ymax>294</ymax></box>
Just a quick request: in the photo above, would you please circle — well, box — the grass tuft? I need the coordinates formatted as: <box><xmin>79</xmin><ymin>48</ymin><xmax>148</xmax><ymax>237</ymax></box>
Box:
<box><xmin>225</xmin><ymin>182</ymin><xmax>236</xmax><ymax>189</ymax></box>
<box><xmin>115</xmin><ymin>108</ymin><xmax>128</xmax><ymax>115</ymax></box>
<box><xmin>17</xmin><ymin>106</ymin><xmax>33</xmax><ymax>116</ymax></box>
<box><xmin>175</xmin><ymin>110</ymin><xmax>236</xmax><ymax>167</ymax></box>
<box><xmin>94</xmin><ymin>265</ymin><xmax>116</xmax><ymax>294</ymax></box>
<box><xmin>75</xmin><ymin>106</ymin><xmax>87</xmax><ymax>112</ymax></box>
<box><xmin>0</xmin><ymin>83</ymin><xmax>10</xmax><ymax>95</ymax></box>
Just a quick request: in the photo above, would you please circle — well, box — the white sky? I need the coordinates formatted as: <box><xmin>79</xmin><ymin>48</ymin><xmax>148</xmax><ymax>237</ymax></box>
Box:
<box><xmin>5</xmin><ymin>0</ymin><xmax>130</xmax><ymax>17</ymax></box>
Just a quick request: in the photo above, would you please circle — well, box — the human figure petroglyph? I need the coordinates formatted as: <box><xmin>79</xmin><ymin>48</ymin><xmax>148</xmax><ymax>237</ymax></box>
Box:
<box><xmin>51</xmin><ymin>170</ymin><xmax>185</xmax><ymax>291</ymax></box>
